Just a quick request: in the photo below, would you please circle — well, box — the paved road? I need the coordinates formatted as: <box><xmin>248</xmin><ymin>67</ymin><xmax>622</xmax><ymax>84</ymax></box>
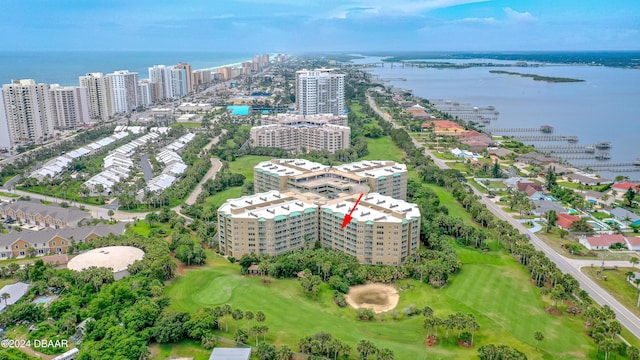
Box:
<box><xmin>367</xmin><ymin>93</ymin><xmax>640</xmax><ymax>339</ymax></box>
<box><xmin>184</xmin><ymin>158</ymin><xmax>222</xmax><ymax>206</ymax></box>
<box><xmin>139</xmin><ymin>153</ymin><xmax>154</xmax><ymax>181</ymax></box>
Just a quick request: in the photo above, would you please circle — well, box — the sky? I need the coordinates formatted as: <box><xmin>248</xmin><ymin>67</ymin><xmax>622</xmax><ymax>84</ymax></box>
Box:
<box><xmin>1</xmin><ymin>0</ymin><xmax>639</xmax><ymax>52</ymax></box>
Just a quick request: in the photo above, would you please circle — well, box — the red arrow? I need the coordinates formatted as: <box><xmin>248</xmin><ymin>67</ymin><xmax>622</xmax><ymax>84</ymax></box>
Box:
<box><xmin>341</xmin><ymin>193</ymin><xmax>364</xmax><ymax>230</ymax></box>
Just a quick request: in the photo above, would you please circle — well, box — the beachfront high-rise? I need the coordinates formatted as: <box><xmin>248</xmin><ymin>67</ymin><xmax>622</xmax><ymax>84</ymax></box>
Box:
<box><xmin>79</xmin><ymin>73</ymin><xmax>115</xmax><ymax>122</ymax></box>
<box><xmin>106</xmin><ymin>70</ymin><xmax>139</xmax><ymax>113</ymax></box>
<box><xmin>48</xmin><ymin>84</ymin><xmax>91</xmax><ymax>129</ymax></box>
<box><xmin>170</xmin><ymin>67</ymin><xmax>188</xmax><ymax>98</ymax></box>
<box><xmin>148</xmin><ymin>65</ymin><xmax>173</xmax><ymax>100</ymax></box>
<box><xmin>218</xmin><ymin>159</ymin><xmax>418</xmax><ymax>265</ymax></box>
<box><xmin>295</xmin><ymin>69</ymin><xmax>345</xmax><ymax>116</ymax></box>
<box><xmin>174</xmin><ymin>63</ymin><xmax>193</xmax><ymax>93</ymax></box>
<box><xmin>0</xmin><ymin>80</ymin><xmax>55</xmax><ymax>145</ymax></box>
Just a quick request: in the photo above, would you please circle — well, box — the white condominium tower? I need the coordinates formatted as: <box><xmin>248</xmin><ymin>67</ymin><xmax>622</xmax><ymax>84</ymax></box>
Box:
<box><xmin>148</xmin><ymin>65</ymin><xmax>173</xmax><ymax>100</ymax></box>
<box><xmin>48</xmin><ymin>84</ymin><xmax>91</xmax><ymax>129</ymax></box>
<box><xmin>79</xmin><ymin>72</ymin><xmax>115</xmax><ymax>122</ymax></box>
<box><xmin>0</xmin><ymin>79</ymin><xmax>54</xmax><ymax>145</ymax></box>
<box><xmin>295</xmin><ymin>69</ymin><xmax>345</xmax><ymax>116</ymax></box>
<box><xmin>106</xmin><ymin>70</ymin><xmax>139</xmax><ymax>113</ymax></box>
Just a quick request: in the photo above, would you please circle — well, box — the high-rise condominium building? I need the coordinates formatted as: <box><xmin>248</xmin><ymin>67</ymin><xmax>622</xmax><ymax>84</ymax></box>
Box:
<box><xmin>148</xmin><ymin>65</ymin><xmax>173</xmax><ymax>100</ymax></box>
<box><xmin>106</xmin><ymin>70</ymin><xmax>139</xmax><ymax>113</ymax></box>
<box><xmin>48</xmin><ymin>84</ymin><xmax>91</xmax><ymax>129</ymax></box>
<box><xmin>295</xmin><ymin>69</ymin><xmax>345</xmax><ymax>116</ymax></box>
<box><xmin>170</xmin><ymin>67</ymin><xmax>188</xmax><ymax>98</ymax></box>
<box><xmin>137</xmin><ymin>80</ymin><xmax>153</xmax><ymax>107</ymax></box>
<box><xmin>250</xmin><ymin>114</ymin><xmax>350</xmax><ymax>154</ymax></box>
<box><xmin>79</xmin><ymin>73</ymin><xmax>115</xmax><ymax>122</ymax></box>
<box><xmin>174</xmin><ymin>63</ymin><xmax>193</xmax><ymax>93</ymax></box>
<box><xmin>0</xmin><ymin>79</ymin><xmax>54</xmax><ymax>145</ymax></box>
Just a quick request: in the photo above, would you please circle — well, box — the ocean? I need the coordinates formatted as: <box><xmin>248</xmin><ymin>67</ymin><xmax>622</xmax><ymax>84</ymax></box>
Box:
<box><xmin>0</xmin><ymin>51</ymin><xmax>256</xmax><ymax>86</ymax></box>
<box><xmin>357</xmin><ymin>57</ymin><xmax>640</xmax><ymax>181</ymax></box>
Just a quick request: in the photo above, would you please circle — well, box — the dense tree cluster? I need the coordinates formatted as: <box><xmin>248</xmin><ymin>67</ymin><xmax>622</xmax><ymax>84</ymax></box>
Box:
<box><xmin>477</xmin><ymin>344</ymin><xmax>528</xmax><ymax>359</ymax></box>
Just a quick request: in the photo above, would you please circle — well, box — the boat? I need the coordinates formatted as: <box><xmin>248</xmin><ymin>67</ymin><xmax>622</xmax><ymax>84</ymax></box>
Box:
<box><xmin>595</xmin><ymin>141</ymin><xmax>611</xmax><ymax>150</ymax></box>
<box><xmin>567</xmin><ymin>136</ymin><xmax>579</xmax><ymax>143</ymax></box>
<box><xmin>595</xmin><ymin>153</ymin><xmax>611</xmax><ymax>160</ymax></box>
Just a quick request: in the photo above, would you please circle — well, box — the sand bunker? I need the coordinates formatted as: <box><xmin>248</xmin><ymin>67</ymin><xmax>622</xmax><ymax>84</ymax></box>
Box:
<box><xmin>345</xmin><ymin>283</ymin><xmax>399</xmax><ymax>313</ymax></box>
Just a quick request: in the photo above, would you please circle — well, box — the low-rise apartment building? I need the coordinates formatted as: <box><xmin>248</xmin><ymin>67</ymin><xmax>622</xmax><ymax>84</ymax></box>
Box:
<box><xmin>0</xmin><ymin>201</ymin><xmax>92</xmax><ymax>229</ymax></box>
<box><xmin>0</xmin><ymin>223</ymin><xmax>125</xmax><ymax>259</ymax></box>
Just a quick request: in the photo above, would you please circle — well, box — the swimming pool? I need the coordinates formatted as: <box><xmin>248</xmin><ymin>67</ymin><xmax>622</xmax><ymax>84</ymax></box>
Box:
<box><xmin>567</xmin><ymin>208</ymin><xmax>579</xmax><ymax>215</ymax></box>
<box><xmin>586</xmin><ymin>220</ymin><xmax>609</xmax><ymax>231</ymax></box>
<box><xmin>605</xmin><ymin>218</ymin><xmax>628</xmax><ymax>229</ymax></box>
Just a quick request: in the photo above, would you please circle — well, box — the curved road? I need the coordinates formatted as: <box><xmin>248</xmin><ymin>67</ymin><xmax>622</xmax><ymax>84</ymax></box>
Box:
<box><xmin>367</xmin><ymin>93</ymin><xmax>640</xmax><ymax>339</ymax></box>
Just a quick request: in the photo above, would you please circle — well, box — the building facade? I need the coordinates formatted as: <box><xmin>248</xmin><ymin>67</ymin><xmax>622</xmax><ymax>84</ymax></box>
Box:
<box><xmin>148</xmin><ymin>65</ymin><xmax>173</xmax><ymax>100</ymax></box>
<box><xmin>79</xmin><ymin>73</ymin><xmax>115</xmax><ymax>122</ymax></box>
<box><xmin>1</xmin><ymin>79</ymin><xmax>55</xmax><ymax>145</ymax></box>
<box><xmin>295</xmin><ymin>69</ymin><xmax>345</xmax><ymax>116</ymax></box>
<box><xmin>49</xmin><ymin>84</ymin><xmax>91</xmax><ymax>129</ymax></box>
<box><xmin>137</xmin><ymin>80</ymin><xmax>153</xmax><ymax>107</ymax></box>
<box><xmin>217</xmin><ymin>191</ymin><xmax>319</xmax><ymax>258</ymax></box>
<box><xmin>250</xmin><ymin>123</ymin><xmax>350</xmax><ymax>154</ymax></box>
<box><xmin>254</xmin><ymin>159</ymin><xmax>408</xmax><ymax>200</ymax></box>
<box><xmin>174</xmin><ymin>62</ymin><xmax>193</xmax><ymax>93</ymax></box>
<box><xmin>320</xmin><ymin>193</ymin><xmax>420</xmax><ymax>265</ymax></box>
<box><xmin>106</xmin><ymin>70</ymin><xmax>139</xmax><ymax>113</ymax></box>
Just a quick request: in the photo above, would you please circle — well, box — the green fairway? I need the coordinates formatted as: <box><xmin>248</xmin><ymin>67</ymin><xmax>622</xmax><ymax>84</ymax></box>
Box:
<box><xmin>362</xmin><ymin>136</ymin><xmax>406</xmax><ymax>163</ymax></box>
<box><xmin>165</xmin><ymin>250</ymin><xmax>598</xmax><ymax>359</ymax></box>
<box><xmin>205</xmin><ymin>186</ymin><xmax>243</xmax><ymax>210</ymax></box>
<box><xmin>425</xmin><ymin>183</ymin><xmax>474</xmax><ymax>223</ymax></box>
<box><xmin>228</xmin><ymin>155</ymin><xmax>271</xmax><ymax>183</ymax></box>
<box><xmin>150</xmin><ymin>339</ymin><xmax>212</xmax><ymax>360</ymax></box>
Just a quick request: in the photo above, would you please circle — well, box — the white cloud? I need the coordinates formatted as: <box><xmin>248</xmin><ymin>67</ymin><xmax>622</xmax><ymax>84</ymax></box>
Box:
<box><xmin>459</xmin><ymin>17</ymin><xmax>496</xmax><ymax>25</ymax></box>
<box><xmin>504</xmin><ymin>7</ymin><xmax>537</xmax><ymax>23</ymax></box>
<box><xmin>325</xmin><ymin>0</ymin><xmax>489</xmax><ymax>19</ymax></box>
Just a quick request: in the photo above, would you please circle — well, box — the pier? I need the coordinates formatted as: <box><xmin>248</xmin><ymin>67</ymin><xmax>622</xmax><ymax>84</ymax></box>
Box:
<box><xmin>489</xmin><ymin>125</ymin><xmax>554</xmax><ymax>134</ymax></box>
<box><xmin>507</xmin><ymin>135</ymin><xmax>579</xmax><ymax>142</ymax></box>
<box><xmin>535</xmin><ymin>144</ymin><xmax>596</xmax><ymax>153</ymax></box>
<box><xmin>581</xmin><ymin>159</ymin><xmax>640</xmax><ymax>168</ymax></box>
<box><xmin>552</xmin><ymin>153</ymin><xmax>606</xmax><ymax>160</ymax></box>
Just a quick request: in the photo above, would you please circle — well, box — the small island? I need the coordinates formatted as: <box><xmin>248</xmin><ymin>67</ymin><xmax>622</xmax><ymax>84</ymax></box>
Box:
<box><xmin>489</xmin><ymin>70</ymin><xmax>585</xmax><ymax>83</ymax></box>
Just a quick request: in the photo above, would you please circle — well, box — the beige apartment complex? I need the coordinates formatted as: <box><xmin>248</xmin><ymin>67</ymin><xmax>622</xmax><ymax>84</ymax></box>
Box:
<box><xmin>218</xmin><ymin>159</ymin><xmax>417</xmax><ymax>265</ymax></box>
<box><xmin>254</xmin><ymin>159</ymin><xmax>408</xmax><ymax>200</ymax></box>
<box><xmin>217</xmin><ymin>190</ymin><xmax>319</xmax><ymax>257</ymax></box>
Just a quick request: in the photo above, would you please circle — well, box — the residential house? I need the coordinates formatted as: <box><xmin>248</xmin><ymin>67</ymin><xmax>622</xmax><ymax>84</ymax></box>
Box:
<box><xmin>625</xmin><ymin>237</ymin><xmax>640</xmax><ymax>251</ymax></box>
<box><xmin>517</xmin><ymin>181</ymin><xmax>544</xmax><ymax>198</ymax></box>
<box><xmin>458</xmin><ymin>131</ymin><xmax>494</xmax><ymax>152</ymax></box>
<box><xmin>0</xmin><ymin>282</ymin><xmax>30</xmax><ymax>312</ymax></box>
<box><xmin>488</xmin><ymin>147</ymin><xmax>515</xmax><ymax>159</ymax></box>
<box><xmin>0</xmin><ymin>223</ymin><xmax>125</xmax><ymax>259</ymax></box>
<box><xmin>0</xmin><ymin>201</ymin><xmax>91</xmax><ymax>229</ymax></box>
<box><xmin>612</xmin><ymin>182</ymin><xmax>640</xmax><ymax>200</ymax></box>
<box><xmin>503</xmin><ymin>177</ymin><xmax>534</xmax><ymax>190</ymax></box>
<box><xmin>579</xmin><ymin>234</ymin><xmax>627</xmax><ymax>250</ymax></box>
<box><xmin>422</xmin><ymin>120</ymin><xmax>466</xmax><ymax>136</ymax></box>
<box><xmin>516</xmin><ymin>152</ymin><xmax>556</xmax><ymax>166</ymax></box>
<box><xmin>556</xmin><ymin>213</ymin><xmax>581</xmax><ymax>230</ymax></box>
<box><xmin>610</xmin><ymin>207</ymin><xmax>640</xmax><ymax>227</ymax></box>
<box><xmin>532</xmin><ymin>200</ymin><xmax>568</xmax><ymax>217</ymax></box>
<box><xmin>584</xmin><ymin>190</ymin><xmax>615</xmax><ymax>208</ymax></box>
<box><xmin>564</xmin><ymin>173</ymin><xmax>612</xmax><ymax>186</ymax></box>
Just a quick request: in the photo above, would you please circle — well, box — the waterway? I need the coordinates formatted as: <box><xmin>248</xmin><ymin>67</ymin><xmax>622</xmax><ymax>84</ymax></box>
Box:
<box><xmin>356</xmin><ymin>57</ymin><xmax>640</xmax><ymax>180</ymax></box>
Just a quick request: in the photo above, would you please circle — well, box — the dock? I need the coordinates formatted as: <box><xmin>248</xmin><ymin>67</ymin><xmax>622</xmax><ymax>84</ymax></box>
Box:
<box><xmin>508</xmin><ymin>135</ymin><xmax>579</xmax><ymax>142</ymax></box>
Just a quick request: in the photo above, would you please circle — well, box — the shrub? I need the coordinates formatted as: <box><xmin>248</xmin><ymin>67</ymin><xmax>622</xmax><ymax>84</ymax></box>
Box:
<box><xmin>357</xmin><ymin>308</ymin><xmax>375</xmax><ymax>321</ymax></box>
<box><xmin>333</xmin><ymin>292</ymin><xmax>347</xmax><ymax>307</ymax></box>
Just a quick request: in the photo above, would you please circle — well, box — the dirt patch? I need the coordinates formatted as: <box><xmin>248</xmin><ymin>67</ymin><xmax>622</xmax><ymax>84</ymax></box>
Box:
<box><xmin>426</xmin><ymin>335</ymin><xmax>437</xmax><ymax>347</ymax></box>
<box><xmin>345</xmin><ymin>283</ymin><xmax>399</xmax><ymax>313</ymax></box>
<box><xmin>545</xmin><ymin>307</ymin><xmax>563</xmax><ymax>316</ymax></box>
<box><xmin>458</xmin><ymin>340</ymin><xmax>473</xmax><ymax>348</ymax></box>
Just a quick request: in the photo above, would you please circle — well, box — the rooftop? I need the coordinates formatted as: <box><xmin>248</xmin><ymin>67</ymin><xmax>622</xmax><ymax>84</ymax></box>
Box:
<box><xmin>218</xmin><ymin>190</ymin><xmax>317</xmax><ymax>220</ymax></box>
<box><xmin>322</xmin><ymin>192</ymin><xmax>420</xmax><ymax>224</ymax></box>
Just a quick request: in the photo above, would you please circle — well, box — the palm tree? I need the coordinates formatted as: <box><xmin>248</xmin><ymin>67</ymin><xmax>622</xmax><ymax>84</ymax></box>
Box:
<box><xmin>232</xmin><ymin>309</ymin><xmax>244</xmax><ymax>330</ymax></box>
<box><xmin>627</xmin><ymin>271</ymin><xmax>636</xmax><ymax>282</ymax></box>
<box><xmin>1</xmin><ymin>292</ymin><xmax>10</xmax><ymax>305</ymax></box>
<box><xmin>234</xmin><ymin>329</ymin><xmax>248</xmax><ymax>344</ymax></box>
<box><xmin>631</xmin><ymin>257</ymin><xmax>640</xmax><ymax>269</ymax></box>
<box><xmin>245</xmin><ymin>310</ymin><xmax>254</xmax><ymax>330</ymax></box>
<box><xmin>275</xmin><ymin>345</ymin><xmax>293</xmax><ymax>360</ymax></box>
<box><xmin>357</xmin><ymin>340</ymin><xmax>377</xmax><ymax>360</ymax></box>
<box><xmin>534</xmin><ymin>331</ymin><xmax>544</xmax><ymax>350</ymax></box>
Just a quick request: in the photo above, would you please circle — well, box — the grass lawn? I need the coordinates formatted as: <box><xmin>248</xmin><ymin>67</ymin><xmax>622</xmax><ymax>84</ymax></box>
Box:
<box><xmin>229</xmin><ymin>155</ymin><xmax>271</xmax><ymax>183</ymax></box>
<box><xmin>425</xmin><ymin>184</ymin><xmax>474</xmax><ymax>223</ymax></box>
<box><xmin>205</xmin><ymin>187</ymin><xmax>243</xmax><ymax>210</ymax></box>
<box><xmin>16</xmin><ymin>183</ymin><xmax>105</xmax><ymax>205</ymax></box>
<box><xmin>129</xmin><ymin>220</ymin><xmax>172</xmax><ymax>238</ymax></box>
<box><xmin>362</xmin><ymin>136</ymin><xmax>405</xmax><ymax>163</ymax></box>
<box><xmin>591</xmin><ymin>212</ymin><xmax>610</xmax><ymax>220</ymax></box>
<box><xmin>0</xmin><ymin>191</ymin><xmax>20</xmax><ymax>198</ymax></box>
<box><xmin>171</xmin><ymin>122</ymin><xmax>203</xmax><ymax>128</ymax></box>
<box><xmin>165</xmin><ymin>249</ymin><xmax>599</xmax><ymax>359</ymax></box>
<box><xmin>150</xmin><ymin>339</ymin><xmax>212</xmax><ymax>360</ymax></box>
<box><xmin>0</xmin><ymin>278</ymin><xmax>16</xmax><ymax>288</ymax></box>
<box><xmin>582</xmin><ymin>266</ymin><xmax>640</xmax><ymax>319</ymax></box>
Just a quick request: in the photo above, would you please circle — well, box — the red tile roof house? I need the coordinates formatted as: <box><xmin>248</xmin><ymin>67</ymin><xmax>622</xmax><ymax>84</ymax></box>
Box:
<box><xmin>556</xmin><ymin>213</ymin><xmax>581</xmax><ymax>230</ymax></box>
<box><xmin>579</xmin><ymin>234</ymin><xmax>627</xmax><ymax>250</ymax></box>
<box><xmin>612</xmin><ymin>182</ymin><xmax>640</xmax><ymax>199</ymax></box>
<box><xmin>625</xmin><ymin>237</ymin><xmax>640</xmax><ymax>251</ymax></box>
